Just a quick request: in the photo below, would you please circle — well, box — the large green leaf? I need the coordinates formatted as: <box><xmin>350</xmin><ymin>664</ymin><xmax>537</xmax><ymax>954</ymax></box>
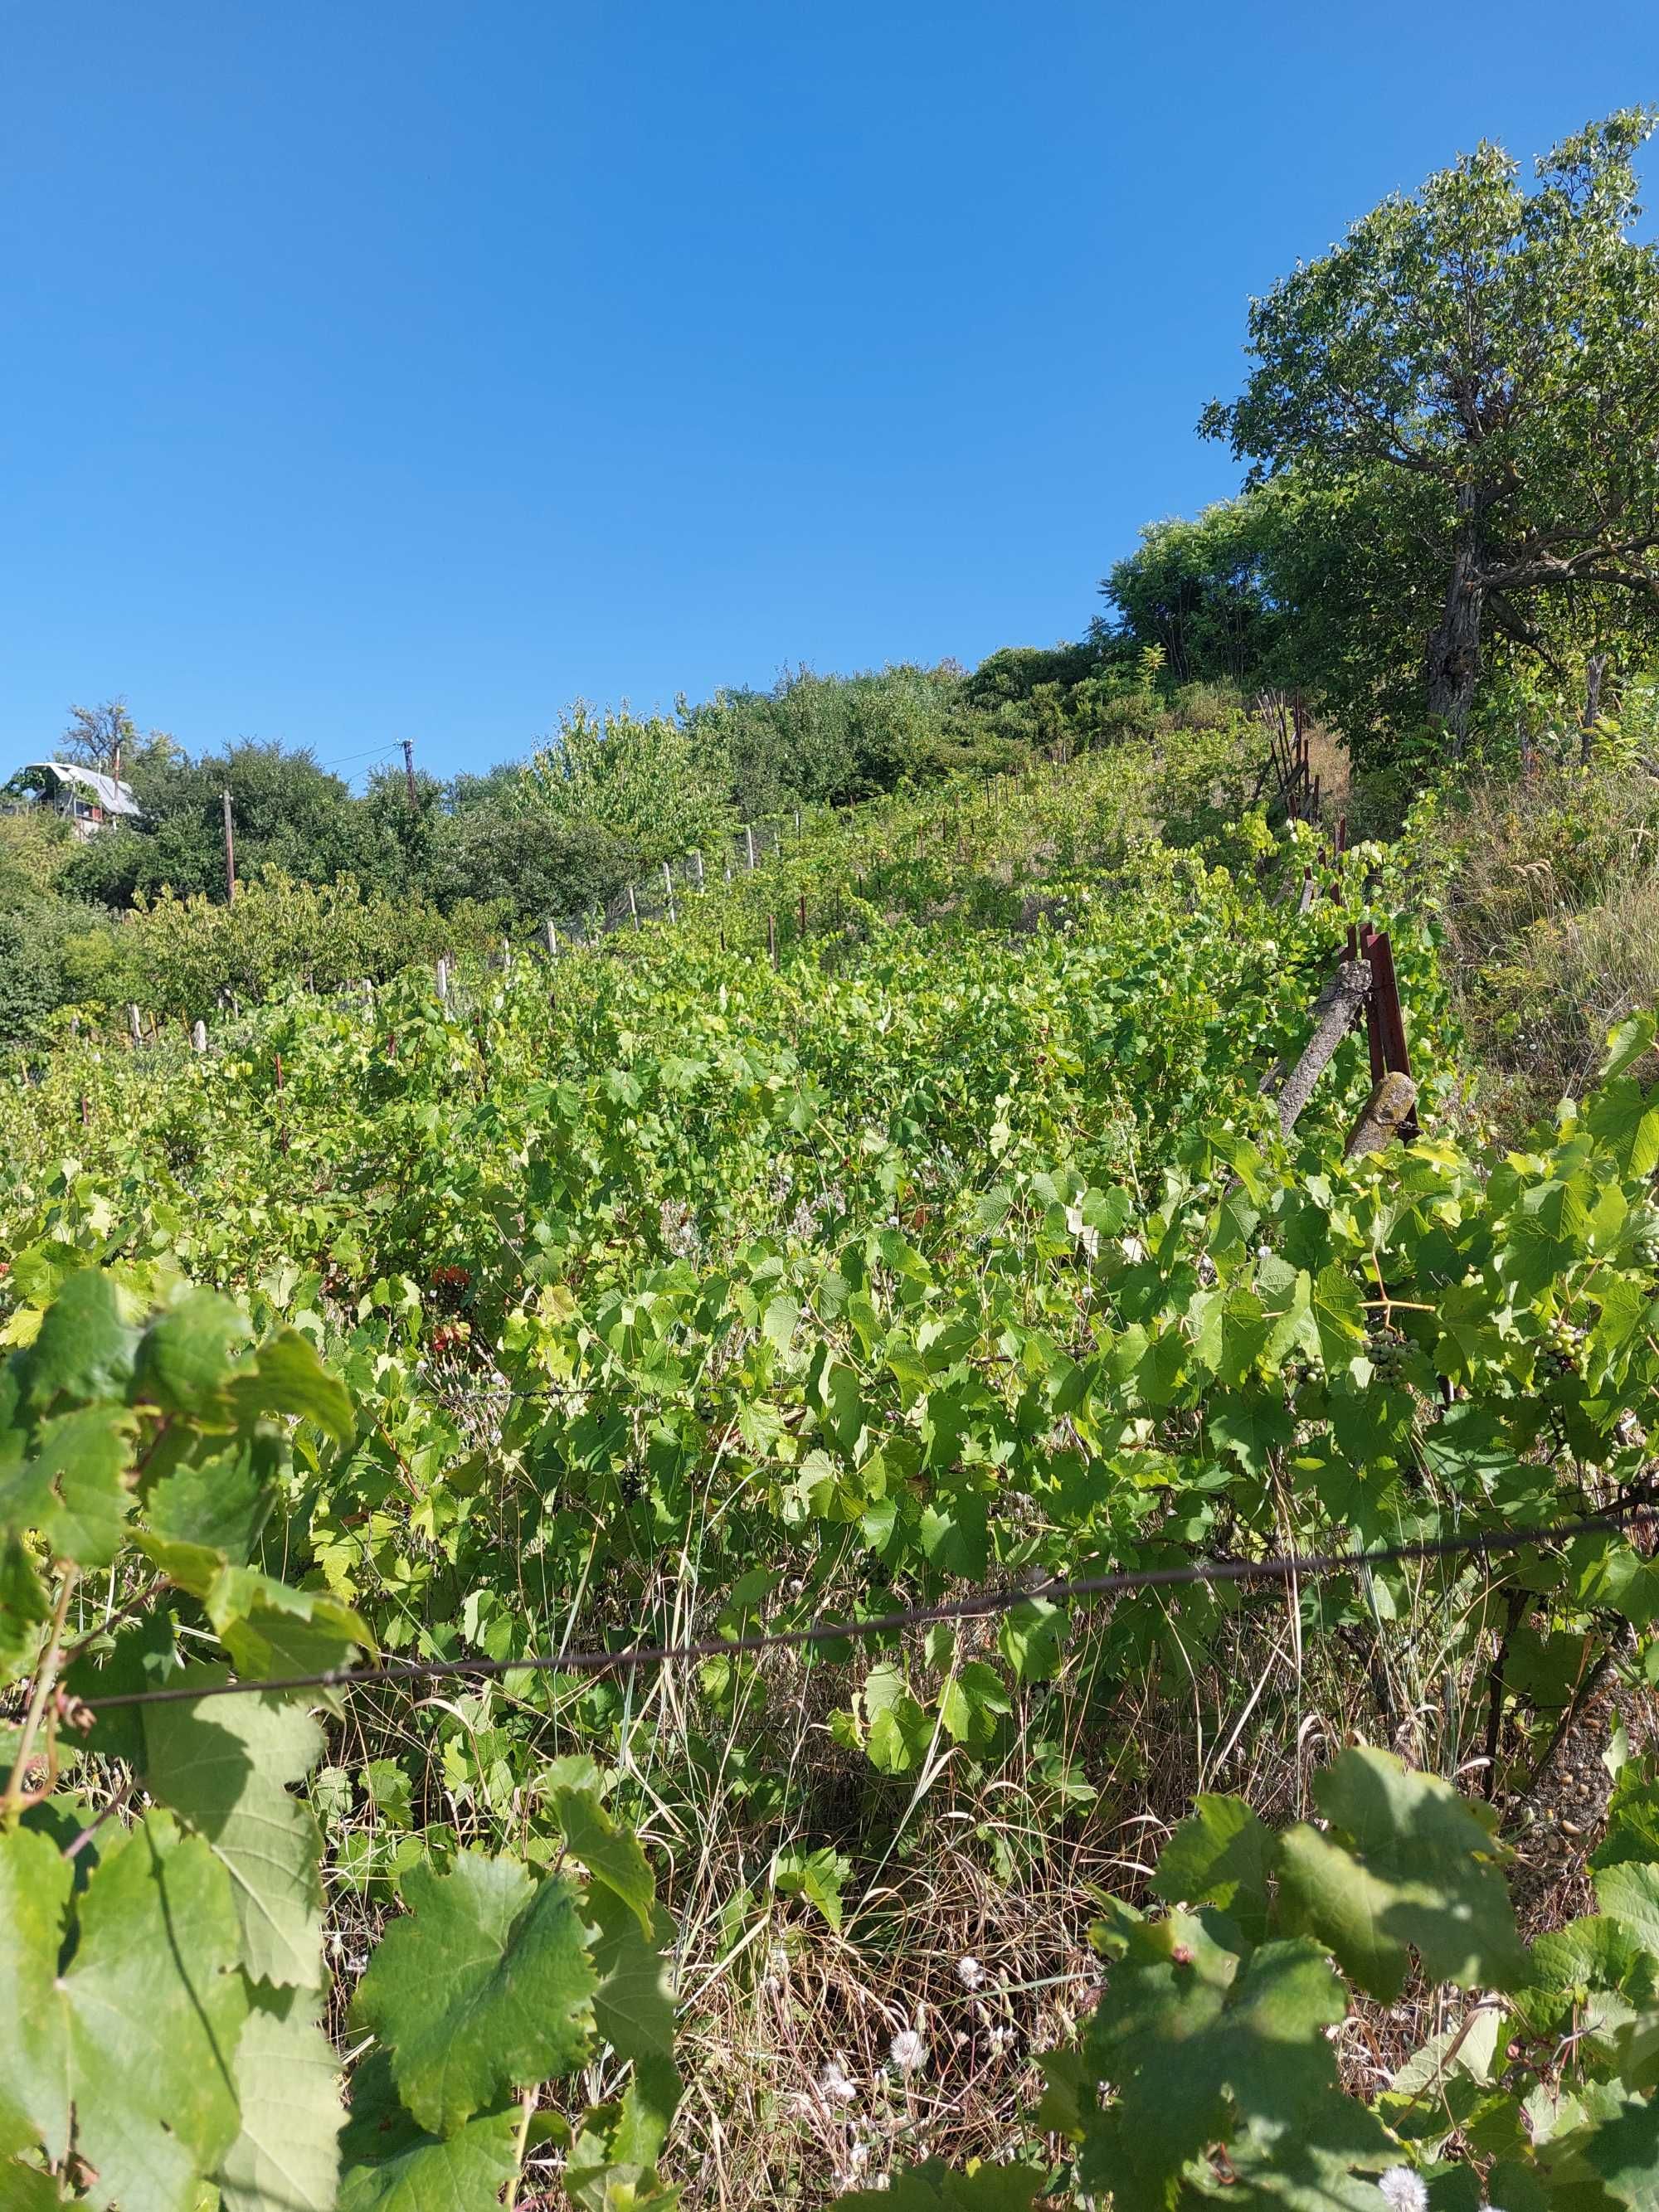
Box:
<box><xmin>1597</xmin><ymin>1862</ymin><xmax>1659</xmax><ymax>1958</ymax></box>
<box><xmin>203</xmin><ymin>1568</ymin><xmax>372</xmax><ymax>1681</ymax></box>
<box><xmin>354</xmin><ymin>1850</ymin><xmax>598</xmax><ymax>2136</ymax></box>
<box><xmin>0</xmin><ymin>1407</ymin><xmax>136</xmax><ymax>1568</ymax></box>
<box><xmin>1150</xmin><ymin>1795</ymin><xmax>1276</xmax><ymax>1947</ymax></box>
<box><xmin>133</xmin><ymin>1291</ymin><xmax>250</xmax><ymax>1421</ymax></box>
<box><xmin>1075</xmin><ymin>1908</ymin><xmax>1391</xmax><ymax>2211</ymax></box>
<box><xmin>0</xmin><ymin>1814</ymin><xmax>248</xmax><ymax>2212</ymax></box>
<box><xmin>1277</xmin><ymin>1747</ymin><xmax>1526</xmax><ymax>1999</ymax></box>
<box><xmin>216</xmin><ymin>1985</ymin><xmax>344</xmax><ymax>2212</ymax></box>
<box><xmin>145</xmin><ymin>1435</ymin><xmax>280</xmax><ymax>1575</ymax></box>
<box><xmin>0</xmin><ymin>1536</ymin><xmax>51</xmax><ymax>1686</ymax></box>
<box><xmin>227</xmin><ymin>1332</ymin><xmax>355</xmax><ymax>1446</ymax></box>
<box><xmin>338</xmin><ymin>2056</ymin><xmax>517</xmax><ymax>2212</ymax></box>
<box><xmin>588</xmin><ymin>1889</ymin><xmax>677</xmax><ymax>2068</ymax></box>
<box><xmin>17</xmin><ymin>1271</ymin><xmax>139</xmax><ymax>1414</ymax></box>
<box><xmin>553</xmin><ymin>1786</ymin><xmax>655</xmax><ymax>1935</ymax></box>
<box><xmin>143</xmin><ymin>1675</ymin><xmax>328</xmax><ymax>1989</ymax></box>
<box><xmin>834</xmin><ymin>2161</ymin><xmax>1040</xmax><ymax>2210</ymax></box>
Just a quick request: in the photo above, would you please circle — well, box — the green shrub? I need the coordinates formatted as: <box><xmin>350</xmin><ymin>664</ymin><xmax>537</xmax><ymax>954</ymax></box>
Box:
<box><xmin>124</xmin><ymin>867</ymin><xmax>481</xmax><ymax>1018</ymax></box>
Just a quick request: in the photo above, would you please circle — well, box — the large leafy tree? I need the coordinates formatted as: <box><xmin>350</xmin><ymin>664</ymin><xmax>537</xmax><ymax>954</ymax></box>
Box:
<box><xmin>1203</xmin><ymin>110</ymin><xmax>1659</xmax><ymax>741</ymax></box>
<box><xmin>1097</xmin><ymin>499</ymin><xmax>1285</xmax><ymax>690</ymax></box>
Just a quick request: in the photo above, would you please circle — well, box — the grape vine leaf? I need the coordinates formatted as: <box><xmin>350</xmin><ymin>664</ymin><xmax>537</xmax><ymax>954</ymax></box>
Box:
<box><xmin>1150</xmin><ymin>1795</ymin><xmax>1276</xmax><ymax>1947</ymax></box>
<box><xmin>1277</xmin><ymin>1747</ymin><xmax>1526</xmax><ymax>1999</ymax></box>
<box><xmin>205</xmin><ymin>1568</ymin><xmax>372</xmax><ymax>1682</ymax></box>
<box><xmin>0</xmin><ymin>1535</ymin><xmax>51</xmax><ymax>1685</ymax></box>
<box><xmin>553</xmin><ymin>1785</ymin><xmax>655</xmax><ymax>1934</ymax></box>
<box><xmin>216</xmin><ymin>1985</ymin><xmax>344</xmax><ymax>2212</ymax></box>
<box><xmin>862</xmin><ymin>1662</ymin><xmax>935</xmax><ymax>1773</ymax></box>
<box><xmin>353</xmin><ymin>1850</ymin><xmax>598</xmax><ymax>2135</ymax></box>
<box><xmin>0</xmin><ymin>1813</ymin><xmax>248</xmax><ymax>2212</ymax></box>
<box><xmin>145</xmin><ymin>1434</ymin><xmax>280</xmax><ymax>1577</ymax></box>
<box><xmin>772</xmin><ymin>1843</ymin><xmax>852</xmax><ymax>1931</ymax></box>
<box><xmin>587</xmin><ymin>1886</ymin><xmax>677</xmax><ymax>2068</ymax></box>
<box><xmin>226</xmin><ymin>1330</ymin><xmax>356</xmax><ymax>1446</ymax></box>
<box><xmin>16</xmin><ymin>1270</ymin><xmax>139</xmax><ymax>1414</ymax></box>
<box><xmin>834</xmin><ymin>2160</ymin><xmax>1040</xmax><ymax>2210</ymax></box>
<box><xmin>0</xmin><ymin>1407</ymin><xmax>137</xmax><ymax>1568</ymax></box>
<box><xmin>1075</xmin><ymin>1909</ymin><xmax>1391</xmax><ymax>2211</ymax></box>
<box><xmin>133</xmin><ymin>1291</ymin><xmax>249</xmax><ymax>1421</ymax></box>
<box><xmin>143</xmin><ymin>1675</ymin><xmax>328</xmax><ymax>1989</ymax></box>
<box><xmin>1595</xmin><ymin>1861</ymin><xmax>1659</xmax><ymax>1957</ymax></box>
<box><xmin>337</xmin><ymin>2054</ymin><xmax>517</xmax><ymax>2212</ymax></box>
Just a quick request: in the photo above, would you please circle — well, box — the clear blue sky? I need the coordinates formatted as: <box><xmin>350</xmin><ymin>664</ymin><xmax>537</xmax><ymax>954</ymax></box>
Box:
<box><xmin>5</xmin><ymin>2</ymin><xmax>1657</xmax><ymax>783</ymax></box>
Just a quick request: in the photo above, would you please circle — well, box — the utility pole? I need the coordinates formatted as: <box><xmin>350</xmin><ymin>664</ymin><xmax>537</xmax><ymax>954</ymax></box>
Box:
<box><xmin>221</xmin><ymin>789</ymin><xmax>237</xmax><ymax>904</ymax></box>
<box><xmin>401</xmin><ymin>738</ymin><xmax>418</xmax><ymax>809</ymax></box>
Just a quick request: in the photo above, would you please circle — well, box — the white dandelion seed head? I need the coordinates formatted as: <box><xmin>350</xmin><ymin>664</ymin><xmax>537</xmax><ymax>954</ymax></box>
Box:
<box><xmin>1377</xmin><ymin>2168</ymin><xmax>1428</xmax><ymax>2212</ymax></box>
<box><xmin>820</xmin><ymin>2059</ymin><xmax>858</xmax><ymax>2105</ymax></box>
<box><xmin>889</xmin><ymin>2029</ymin><xmax>928</xmax><ymax>2074</ymax></box>
<box><xmin>956</xmin><ymin>1956</ymin><xmax>985</xmax><ymax>1990</ymax></box>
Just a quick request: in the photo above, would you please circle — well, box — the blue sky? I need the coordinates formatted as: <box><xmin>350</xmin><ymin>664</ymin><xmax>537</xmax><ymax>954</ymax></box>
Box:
<box><xmin>5</xmin><ymin>2</ymin><xmax>1657</xmax><ymax>782</ymax></box>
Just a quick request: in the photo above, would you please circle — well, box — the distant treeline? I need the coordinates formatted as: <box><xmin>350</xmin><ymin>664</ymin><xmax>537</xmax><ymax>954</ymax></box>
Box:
<box><xmin>0</xmin><ymin>650</ymin><xmax>1246</xmax><ymax>1040</ymax></box>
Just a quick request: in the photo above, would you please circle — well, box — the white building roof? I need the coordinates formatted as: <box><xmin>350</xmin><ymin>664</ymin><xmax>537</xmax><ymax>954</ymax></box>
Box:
<box><xmin>22</xmin><ymin>761</ymin><xmax>143</xmax><ymax>817</ymax></box>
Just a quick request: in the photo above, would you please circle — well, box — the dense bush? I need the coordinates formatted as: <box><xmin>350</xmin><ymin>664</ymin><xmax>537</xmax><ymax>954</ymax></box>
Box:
<box><xmin>124</xmin><ymin>867</ymin><xmax>489</xmax><ymax>1018</ymax></box>
<box><xmin>0</xmin><ymin>814</ymin><xmax>124</xmax><ymax>1045</ymax></box>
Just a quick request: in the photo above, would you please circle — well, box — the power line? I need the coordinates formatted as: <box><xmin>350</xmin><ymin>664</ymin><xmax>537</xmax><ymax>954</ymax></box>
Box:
<box><xmin>316</xmin><ymin>743</ymin><xmax>401</xmax><ymax>771</ymax></box>
<box><xmin>77</xmin><ymin>1504</ymin><xmax>1652</xmax><ymax>1713</ymax></box>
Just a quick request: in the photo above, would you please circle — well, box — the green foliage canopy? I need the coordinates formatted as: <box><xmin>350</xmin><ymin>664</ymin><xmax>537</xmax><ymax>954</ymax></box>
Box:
<box><xmin>1203</xmin><ymin>109</ymin><xmax>1659</xmax><ymax>744</ymax></box>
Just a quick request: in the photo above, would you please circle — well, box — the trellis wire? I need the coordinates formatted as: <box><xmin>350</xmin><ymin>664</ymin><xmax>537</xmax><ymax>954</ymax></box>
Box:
<box><xmin>75</xmin><ymin>1502</ymin><xmax>1653</xmax><ymax>1712</ymax></box>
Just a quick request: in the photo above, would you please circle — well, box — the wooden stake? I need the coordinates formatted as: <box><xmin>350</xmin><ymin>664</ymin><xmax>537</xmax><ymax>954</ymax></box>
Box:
<box><xmin>628</xmin><ymin>882</ymin><xmax>640</xmax><ymax>930</ymax></box>
<box><xmin>1345</xmin><ymin>1072</ymin><xmax>1418</xmax><ymax>1157</ymax></box>
<box><xmin>767</xmin><ymin>912</ymin><xmax>777</xmax><ymax>968</ymax></box>
<box><xmin>1271</xmin><ymin>960</ymin><xmax>1371</xmax><ymax>1136</ymax></box>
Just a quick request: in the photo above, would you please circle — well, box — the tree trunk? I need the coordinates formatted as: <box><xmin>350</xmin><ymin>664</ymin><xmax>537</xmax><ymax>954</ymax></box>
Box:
<box><xmin>1426</xmin><ymin>485</ymin><xmax>1484</xmax><ymax>743</ymax></box>
<box><xmin>1581</xmin><ymin>652</ymin><xmax>1608</xmax><ymax>766</ymax></box>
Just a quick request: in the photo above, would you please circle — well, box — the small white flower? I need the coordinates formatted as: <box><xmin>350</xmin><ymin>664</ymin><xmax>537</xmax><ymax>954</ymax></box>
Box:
<box><xmin>820</xmin><ymin>2059</ymin><xmax>858</xmax><ymax>2105</ymax></box>
<box><xmin>1377</xmin><ymin>2169</ymin><xmax>1428</xmax><ymax>2212</ymax></box>
<box><xmin>956</xmin><ymin>1956</ymin><xmax>985</xmax><ymax>1990</ymax></box>
<box><xmin>889</xmin><ymin>2029</ymin><xmax>928</xmax><ymax>2074</ymax></box>
<box><xmin>989</xmin><ymin>2025</ymin><xmax>1017</xmax><ymax>2056</ymax></box>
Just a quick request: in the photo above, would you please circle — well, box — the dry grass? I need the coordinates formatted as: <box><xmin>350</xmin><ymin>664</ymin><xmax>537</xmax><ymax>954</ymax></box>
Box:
<box><xmin>1434</xmin><ymin>762</ymin><xmax>1659</xmax><ymax>1130</ymax></box>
